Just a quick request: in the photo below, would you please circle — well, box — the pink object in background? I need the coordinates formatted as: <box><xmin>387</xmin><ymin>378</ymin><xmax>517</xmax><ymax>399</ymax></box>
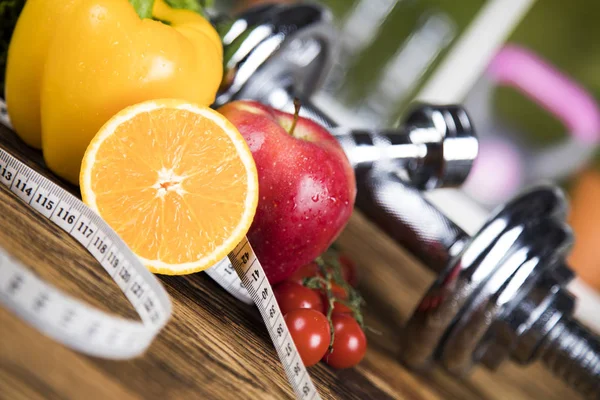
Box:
<box><xmin>464</xmin><ymin>137</ymin><xmax>523</xmax><ymax>205</ymax></box>
<box><xmin>487</xmin><ymin>45</ymin><xmax>600</xmax><ymax>143</ymax></box>
<box><xmin>464</xmin><ymin>44</ymin><xmax>600</xmax><ymax>207</ymax></box>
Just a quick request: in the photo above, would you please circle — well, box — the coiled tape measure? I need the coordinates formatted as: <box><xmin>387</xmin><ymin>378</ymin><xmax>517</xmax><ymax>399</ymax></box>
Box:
<box><xmin>0</xmin><ymin>100</ymin><xmax>320</xmax><ymax>400</ymax></box>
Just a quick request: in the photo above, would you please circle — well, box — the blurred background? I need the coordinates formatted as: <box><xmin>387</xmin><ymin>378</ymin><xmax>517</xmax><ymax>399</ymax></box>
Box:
<box><xmin>215</xmin><ymin>0</ymin><xmax>600</xmax><ymax>303</ymax></box>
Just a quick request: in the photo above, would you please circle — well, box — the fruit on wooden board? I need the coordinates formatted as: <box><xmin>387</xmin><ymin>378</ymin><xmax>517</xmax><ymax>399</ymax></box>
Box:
<box><xmin>322</xmin><ymin>313</ymin><xmax>367</xmax><ymax>369</ymax></box>
<box><xmin>217</xmin><ymin>100</ymin><xmax>356</xmax><ymax>284</ymax></box>
<box><xmin>274</xmin><ymin>281</ymin><xmax>325</xmax><ymax>315</ymax></box>
<box><xmin>284</xmin><ymin>309</ymin><xmax>331</xmax><ymax>367</ymax></box>
<box><xmin>276</xmin><ymin>250</ymin><xmax>367</xmax><ymax>369</ymax></box>
<box><xmin>80</xmin><ymin>98</ymin><xmax>258</xmax><ymax>275</ymax></box>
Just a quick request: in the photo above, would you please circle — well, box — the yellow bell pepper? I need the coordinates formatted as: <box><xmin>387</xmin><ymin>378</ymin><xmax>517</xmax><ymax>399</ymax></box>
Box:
<box><xmin>5</xmin><ymin>0</ymin><xmax>222</xmax><ymax>184</ymax></box>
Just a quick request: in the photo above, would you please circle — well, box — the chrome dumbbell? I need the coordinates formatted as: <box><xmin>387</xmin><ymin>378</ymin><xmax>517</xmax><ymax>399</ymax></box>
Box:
<box><xmin>398</xmin><ymin>184</ymin><xmax>600</xmax><ymax>396</ymax></box>
<box><xmin>212</xmin><ymin>3</ymin><xmax>600</xmax><ymax>398</ymax></box>
<box><xmin>213</xmin><ymin>3</ymin><xmax>477</xmax><ymax>190</ymax></box>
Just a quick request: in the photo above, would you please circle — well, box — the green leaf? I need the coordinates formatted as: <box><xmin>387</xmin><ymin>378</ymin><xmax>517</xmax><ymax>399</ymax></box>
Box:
<box><xmin>129</xmin><ymin>0</ymin><xmax>155</xmax><ymax>19</ymax></box>
<box><xmin>164</xmin><ymin>0</ymin><xmax>211</xmax><ymax>17</ymax></box>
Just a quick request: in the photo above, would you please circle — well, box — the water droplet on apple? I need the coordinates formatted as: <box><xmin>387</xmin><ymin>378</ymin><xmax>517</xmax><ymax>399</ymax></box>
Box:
<box><xmin>311</xmin><ymin>194</ymin><xmax>319</xmax><ymax>202</ymax></box>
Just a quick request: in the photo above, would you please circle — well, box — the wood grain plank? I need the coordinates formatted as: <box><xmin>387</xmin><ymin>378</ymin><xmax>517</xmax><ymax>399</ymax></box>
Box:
<box><xmin>0</xmin><ymin>124</ymin><xmax>393</xmax><ymax>400</ymax></box>
<box><xmin>0</xmin><ymin>308</ymin><xmax>140</xmax><ymax>400</ymax></box>
<box><xmin>0</xmin><ymin>122</ymin><xmax>584</xmax><ymax>399</ymax></box>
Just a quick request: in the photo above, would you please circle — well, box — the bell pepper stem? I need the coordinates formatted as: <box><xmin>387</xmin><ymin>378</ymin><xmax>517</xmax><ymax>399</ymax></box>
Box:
<box><xmin>129</xmin><ymin>0</ymin><xmax>155</xmax><ymax>19</ymax></box>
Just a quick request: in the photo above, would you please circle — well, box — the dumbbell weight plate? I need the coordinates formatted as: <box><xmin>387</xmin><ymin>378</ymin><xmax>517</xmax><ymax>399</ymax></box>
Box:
<box><xmin>215</xmin><ymin>3</ymin><xmax>337</xmax><ymax>107</ymax></box>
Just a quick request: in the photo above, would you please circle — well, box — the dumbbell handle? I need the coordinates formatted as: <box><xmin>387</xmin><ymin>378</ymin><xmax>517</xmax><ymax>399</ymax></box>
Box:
<box><xmin>355</xmin><ymin>169</ymin><xmax>469</xmax><ymax>273</ymax></box>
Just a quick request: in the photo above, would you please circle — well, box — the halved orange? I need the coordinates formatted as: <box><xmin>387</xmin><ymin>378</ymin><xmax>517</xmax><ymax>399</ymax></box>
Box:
<box><xmin>80</xmin><ymin>99</ymin><xmax>258</xmax><ymax>275</ymax></box>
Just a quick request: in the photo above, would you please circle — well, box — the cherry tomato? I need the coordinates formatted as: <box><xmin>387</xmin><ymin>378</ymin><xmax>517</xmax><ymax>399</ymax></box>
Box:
<box><xmin>322</xmin><ymin>314</ymin><xmax>367</xmax><ymax>369</ymax></box>
<box><xmin>321</xmin><ymin>282</ymin><xmax>352</xmax><ymax>314</ymax></box>
<box><xmin>284</xmin><ymin>309</ymin><xmax>331</xmax><ymax>367</ymax></box>
<box><xmin>289</xmin><ymin>255</ymin><xmax>359</xmax><ymax>288</ymax></box>
<box><xmin>287</xmin><ymin>262</ymin><xmax>322</xmax><ymax>285</ymax></box>
<box><xmin>339</xmin><ymin>254</ymin><xmax>359</xmax><ymax>287</ymax></box>
<box><xmin>274</xmin><ymin>282</ymin><xmax>324</xmax><ymax>314</ymax></box>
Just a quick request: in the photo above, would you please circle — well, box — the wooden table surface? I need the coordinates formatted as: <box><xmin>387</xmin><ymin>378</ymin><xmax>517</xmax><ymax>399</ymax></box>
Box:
<box><xmin>0</xmin><ymin>122</ymin><xmax>581</xmax><ymax>399</ymax></box>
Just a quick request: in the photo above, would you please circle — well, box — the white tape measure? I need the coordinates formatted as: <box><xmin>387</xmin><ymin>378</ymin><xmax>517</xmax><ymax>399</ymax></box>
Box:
<box><xmin>206</xmin><ymin>256</ymin><xmax>253</xmax><ymax>304</ymax></box>
<box><xmin>229</xmin><ymin>239</ymin><xmax>320</xmax><ymax>399</ymax></box>
<box><xmin>0</xmin><ymin>146</ymin><xmax>172</xmax><ymax>359</ymax></box>
<box><xmin>0</xmin><ymin>99</ymin><xmax>320</xmax><ymax>399</ymax></box>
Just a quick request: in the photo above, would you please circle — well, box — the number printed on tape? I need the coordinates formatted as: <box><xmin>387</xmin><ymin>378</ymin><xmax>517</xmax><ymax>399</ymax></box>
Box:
<box><xmin>0</xmin><ymin>144</ymin><xmax>172</xmax><ymax>360</ymax></box>
<box><xmin>51</xmin><ymin>203</ymin><xmax>81</xmax><ymax>231</ymax></box>
<box><xmin>0</xmin><ymin>102</ymin><xmax>318</xmax><ymax>399</ymax></box>
<box><xmin>205</xmin><ymin>258</ymin><xmax>253</xmax><ymax>304</ymax></box>
<box><xmin>229</xmin><ymin>239</ymin><xmax>321</xmax><ymax>400</ymax></box>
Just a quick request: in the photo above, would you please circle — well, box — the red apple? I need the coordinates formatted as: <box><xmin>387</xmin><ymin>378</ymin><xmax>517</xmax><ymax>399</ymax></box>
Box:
<box><xmin>218</xmin><ymin>100</ymin><xmax>356</xmax><ymax>284</ymax></box>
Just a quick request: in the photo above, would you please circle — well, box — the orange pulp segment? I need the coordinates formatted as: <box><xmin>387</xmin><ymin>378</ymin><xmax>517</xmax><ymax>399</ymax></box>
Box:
<box><xmin>80</xmin><ymin>99</ymin><xmax>258</xmax><ymax>275</ymax></box>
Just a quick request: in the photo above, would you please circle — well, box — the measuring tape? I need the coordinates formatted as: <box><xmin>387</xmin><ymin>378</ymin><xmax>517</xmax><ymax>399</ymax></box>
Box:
<box><xmin>205</xmin><ymin>256</ymin><xmax>253</xmax><ymax>304</ymax></box>
<box><xmin>0</xmin><ymin>146</ymin><xmax>172</xmax><ymax>359</ymax></box>
<box><xmin>229</xmin><ymin>239</ymin><xmax>320</xmax><ymax>399</ymax></box>
<box><xmin>0</xmin><ymin>100</ymin><xmax>320</xmax><ymax>399</ymax></box>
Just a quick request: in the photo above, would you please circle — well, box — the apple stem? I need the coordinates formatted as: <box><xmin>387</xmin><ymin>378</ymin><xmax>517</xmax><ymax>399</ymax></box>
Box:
<box><xmin>288</xmin><ymin>98</ymin><xmax>302</xmax><ymax>136</ymax></box>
